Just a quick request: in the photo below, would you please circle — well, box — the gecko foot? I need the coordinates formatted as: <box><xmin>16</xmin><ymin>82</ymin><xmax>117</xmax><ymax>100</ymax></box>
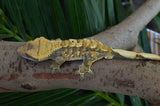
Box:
<box><xmin>51</xmin><ymin>70</ymin><xmax>55</xmax><ymax>74</ymax></box>
<box><xmin>50</xmin><ymin>63</ymin><xmax>61</xmax><ymax>74</ymax></box>
<box><xmin>51</xmin><ymin>69</ymin><xmax>61</xmax><ymax>74</ymax></box>
<box><xmin>75</xmin><ymin>64</ymin><xmax>94</xmax><ymax>79</ymax></box>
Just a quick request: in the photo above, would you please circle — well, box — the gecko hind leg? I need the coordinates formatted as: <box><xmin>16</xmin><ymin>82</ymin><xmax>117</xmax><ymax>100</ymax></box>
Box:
<box><xmin>75</xmin><ymin>51</ymin><xmax>105</xmax><ymax>79</ymax></box>
<box><xmin>50</xmin><ymin>56</ymin><xmax>65</xmax><ymax>74</ymax></box>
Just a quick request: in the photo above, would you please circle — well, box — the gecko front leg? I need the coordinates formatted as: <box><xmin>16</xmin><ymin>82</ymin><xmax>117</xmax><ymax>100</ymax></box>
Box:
<box><xmin>50</xmin><ymin>56</ymin><xmax>65</xmax><ymax>73</ymax></box>
<box><xmin>75</xmin><ymin>51</ymin><xmax>105</xmax><ymax>79</ymax></box>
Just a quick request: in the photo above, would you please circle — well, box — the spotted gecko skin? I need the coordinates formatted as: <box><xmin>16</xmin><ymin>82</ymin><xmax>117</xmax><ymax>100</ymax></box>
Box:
<box><xmin>17</xmin><ymin>37</ymin><xmax>160</xmax><ymax>79</ymax></box>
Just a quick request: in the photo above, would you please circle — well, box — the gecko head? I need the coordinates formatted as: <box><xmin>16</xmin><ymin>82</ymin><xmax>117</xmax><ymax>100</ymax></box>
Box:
<box><xmin>17</xmin><ymin>37</ymin><xmax>53</xmax><ymax>61</ymax></box>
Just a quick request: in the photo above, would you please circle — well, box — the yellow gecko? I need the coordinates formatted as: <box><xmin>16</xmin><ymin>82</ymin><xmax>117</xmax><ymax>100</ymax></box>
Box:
<box><xmin>17</xmin><ymin>37</ymin><xmax>160</xmax><ymax>79</ymax></box>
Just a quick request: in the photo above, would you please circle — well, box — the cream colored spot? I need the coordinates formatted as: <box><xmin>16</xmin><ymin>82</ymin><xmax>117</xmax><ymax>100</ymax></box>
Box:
<box><xmin>76</xmin><ymin>39</ymin><xmax>83</xmax><ymax>47</ymax></box>
<box><xmin>89</xmin><ymin>40</ymin><xmax>97</xmax><ymax>48</ymax></box>
<box><xmin>69</xmin><ymin>39</ymin><xmax>77</xmax><ymax>47</ymax></box>
<box><xmin>112</xmin><ymin>49</ymin><xmax>137</xmax><ymax>59</ymax></box>
<box><xmin>137</xmin><ymin>53</ymin><xmax>160</xmax><ymax>60</ymax></box>
<box><xmin>61</xmin><ymin>40</ymin><xmax>69</xmax><ymax>47</ymax></box>
<box><xmin>82</xmin><ymin>39</ymin><xmax>90</xmax><ymax>47</ymax></box>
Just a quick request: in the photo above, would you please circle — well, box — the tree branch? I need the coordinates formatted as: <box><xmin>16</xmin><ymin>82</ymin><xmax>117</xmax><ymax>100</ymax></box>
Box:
<box><xmin>91</xmin><ymin>0</ymin><xmax>160</xmax><ymax>49</ymax></box>
<box><xmin>1</xmin><ymin>41</ymin><xmax>160</xmax><ymax>104</ymax></box>
<box><xmin>1</xmin><ymin>0</ymin><xmax>160</xmax><ymax>104</ymax></box>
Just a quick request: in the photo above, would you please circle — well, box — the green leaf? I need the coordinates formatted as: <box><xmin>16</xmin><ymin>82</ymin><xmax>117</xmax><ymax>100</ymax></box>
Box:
<box><xmin>1</xmin><ymin>0</ymin><xmax>28</xmax><ymax>40</ymax></box>
<box><xmin>49</xmin><ymin>0</ymin><xmax>69</xmax><ymax>39</ymax></box>
<box><xmin>95</xmin><ymin>91</ymin><xmax>121</xmax><ymax>106</ymax></box>
<box><xmin>129</xmin><ymin>96</ymin><xmax>143</xmax><ymax>106</ymax></box>
<box><xmin>114</xmin><ymin>0</ymin><xmax>129</xmax><ymax>23</ymax></box>
<box><xmin>154</xmin><ymin>15</ymin><xmax>160</xmax><ymax>30</ymax></box>
<box><xmin>106</xmin><ymin>0</ymin><xmax>116</xmax><ymax>26</ymax></box>
<box><xmin>138</xmin><ymin>28</ymin><xmax>151</xmax><ymax>53</ymax></box>
<box><xmin>116</xmin><ymin>93</ymin><xmax>125</xmax><ymax>106</ymax></box>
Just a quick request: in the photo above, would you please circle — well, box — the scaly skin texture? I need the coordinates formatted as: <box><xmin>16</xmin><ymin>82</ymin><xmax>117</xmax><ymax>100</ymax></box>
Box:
<box><xmin>17</xmin><ymin>37</ymin><xmax>160</xmax><ymax>79</ymax></box>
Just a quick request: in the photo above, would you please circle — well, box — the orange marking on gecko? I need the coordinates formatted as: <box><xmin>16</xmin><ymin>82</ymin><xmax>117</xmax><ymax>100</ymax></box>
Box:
<box><xmin>32</xmin><ymin>73</ymin><xmax>78</xmax><ymax>79</ymax></box>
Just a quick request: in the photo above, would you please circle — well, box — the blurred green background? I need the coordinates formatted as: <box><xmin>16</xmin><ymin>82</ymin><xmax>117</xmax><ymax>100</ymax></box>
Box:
<box><xmin>0</xmin><ymin>0</ymin><xmax>160</xmax><ymax>105</ymax></box>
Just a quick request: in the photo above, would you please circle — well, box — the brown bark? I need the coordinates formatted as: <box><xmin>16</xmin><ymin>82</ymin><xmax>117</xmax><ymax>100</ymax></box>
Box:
<box><xmin>1</xmin><ymin>41</ymin><xmax>160</xmax><ymax>104</ymax></box>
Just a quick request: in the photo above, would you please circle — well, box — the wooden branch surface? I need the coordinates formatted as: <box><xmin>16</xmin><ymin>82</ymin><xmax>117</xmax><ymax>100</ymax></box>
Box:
<box><xmin>1</xmin><ymin>41</ymin><xmax>160</xmax><ymax>104</ymax></box>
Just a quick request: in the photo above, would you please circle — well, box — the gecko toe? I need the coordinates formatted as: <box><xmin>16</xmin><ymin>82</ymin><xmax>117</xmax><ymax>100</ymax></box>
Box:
<box><xmin>51</xmin><ymin>70</ymin><xmax>55</xmax><ymax>74</ymax></box>
<box><xmin>75</xmin><ymin>70</ymin><xmax>80</xmax><ymax>75</ymax></box>
<box><xmin>79</xmin><ymin>73</ymin><xmax>85</xmax><ymax>80</ymax></box>
<box><xmin>51</xmin><ymin>68</ymin><xmax>61</xmax><ymax>74</ymax></box>
<box><xmin>55</xmin><ymin>69</ymin><xmax>61</xmax><ymax>72</ymax></box>
<box><xmin>75</xmin><ymin>70</ymin><xmax>85</xmax><ymax>79</ymax></box>
<box><xmin>88</xmin><ymin>72</ymin><xmax>94</xmax><ymax>76</ymax></box>
<box><xmin>88</xmin><ymin>69</ymin><xmax>94</xmax><ymax>76</ymax></box>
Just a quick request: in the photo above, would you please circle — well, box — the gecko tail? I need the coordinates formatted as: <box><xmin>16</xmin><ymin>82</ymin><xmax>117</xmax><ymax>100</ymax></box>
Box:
<box><xmin>112</xmin><ymin>49</ymin><xmax>160</xmax><ymax>60</ymax></box>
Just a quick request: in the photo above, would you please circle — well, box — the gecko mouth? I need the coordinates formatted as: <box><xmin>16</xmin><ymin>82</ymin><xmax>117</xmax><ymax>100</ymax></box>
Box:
<box><xmin>24</xmin><ymin>53</ymin><xmax>39</xmax><ymax>62</ymax></box>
